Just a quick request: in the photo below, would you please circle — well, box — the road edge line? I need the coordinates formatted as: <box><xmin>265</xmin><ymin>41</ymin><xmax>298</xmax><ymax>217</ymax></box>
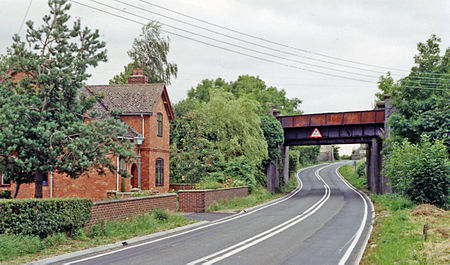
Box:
<box><xmin>335</xmin><ymin>162</ymin><xmax>375</xmax><ymax>265</ymax></box>
<box><xmin>27</xmin><ymin>221</ymin><xmax>210</xmax><ymax>265</ymax></box>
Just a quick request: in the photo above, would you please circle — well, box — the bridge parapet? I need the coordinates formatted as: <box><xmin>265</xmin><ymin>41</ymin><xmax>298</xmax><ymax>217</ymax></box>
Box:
<box><xmin>277</xmin><ymin>110</ymin><xmax>385</xmax><ymax>128</ymax></box>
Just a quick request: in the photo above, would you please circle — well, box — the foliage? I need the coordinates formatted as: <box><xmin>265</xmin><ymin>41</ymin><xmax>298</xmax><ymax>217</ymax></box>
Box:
<box><xmin>0</xmin><ymin>190</ymin><xmax>12</xmax><ymax>199</ymax></box>
<box><xmin>333</xmin><ymin>145</ymin><xmax>340</xmax><ymax>160</ymax></box>
<box><xmin>170</xmin><ymin>110</ymin><xmax>225</xmax><ymax>184</ymax></box>
<box><xmin>172</xmin><ymin>75</ymin><xmax>303</xmax><ymax>190</ymax></box>
<box><xmin>260</xmin><ymin>115</ymin><xmax>284</xmax><ymax>165</ymax></box>
<box><xmin>199</xmin><ymin>92</ymin><xmax>268</xmax><ymax>165</ymax></box>
<box><xmin>338</xmin><ymin>163</ymin><xmax>367</xmax><ymax>190</ymax></box>
<box><xmin>109</xmin><ymin>62</ymin><xmax>136</xmax><ymax>85</ymax></box>
<box><xmin>383</xmin><ymin>136</ymin><xmax>449</xmax><ymax>208</ymax></box>
<box><xmin>0</xmin><ymin>198</ymin><xmax>92</xmax><ymax>238</ymax></box>
<box><xmin>375</xmin><ymin>72</ymin><xmax>399</xmax><ymax>102</ymax></box>
<box><xmin>370</xmin><ymin>193</ymin><xmax>416</xmax><ymax>211</ymax></box>
<box><xmin>187</xmin><ymin>75</ymin><xmax>302</xmax><ymax>115</ymax></box>
<box><xmin>0</xmin><ymin>232</ymin><xmax>66</xmax><ymax>262</ymax></box>
<box><xmin>111</xmin><ymin>21</ymin><xmax>177</xmax><ymax>85</ymax></box>
<box><xmin>357</xmin><ymin>161</ymin><xmax>366</xmax><ymax>178</ymax></box>
<box><xmin>0</xmin><ymin>0</ymin><xmax>135</xmax><ymax>198</ymax></box>
<box><xmin>151</xmin><ymin>208</ymin><xmax>169</xmax><ymax>222</ymax></box>
<box><xmin>378</xmin><ymin>35</ymin><xmax>449</xmax><ymax>145</ymax></box>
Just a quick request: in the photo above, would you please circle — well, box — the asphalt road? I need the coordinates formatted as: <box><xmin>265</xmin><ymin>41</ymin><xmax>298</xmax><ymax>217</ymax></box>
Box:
<box><xmin>57</xmin><ymin>162</ymin><xmax>373</xmax><ymax>265</ymax></box>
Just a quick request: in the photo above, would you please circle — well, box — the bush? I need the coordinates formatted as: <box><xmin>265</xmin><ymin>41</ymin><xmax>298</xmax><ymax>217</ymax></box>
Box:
<box><xmin>383</xmin><ymin>136</ymin><xmax>449</xmax><ymax>208</ymax></box>
<box><xmin>357</xmin><ymin>161</ymin><xmax>366</xmax><ymax>178</ymax></box>
<box><xmin>152</xmin><ymin>208</ymin><xmax>169</xmax><ymax>222</ymax></box>
<box><xmin>0</xmin><ymin>198</ymin><xmax>92</xmax><ymax>238</ymax></box>
<box><xmin>0</xmin><ymin>190</ymin><xmax>12</xmax><ymax>199</ymax></box>
<box><xmin>223</xmin><ymin>157</ymin><xmax>257</xmax><ymax>192</ymax></box>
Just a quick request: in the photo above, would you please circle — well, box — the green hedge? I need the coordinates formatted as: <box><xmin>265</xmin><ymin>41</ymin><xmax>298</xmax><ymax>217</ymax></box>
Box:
<box><xmin>0</xmin><ymin>198</ymin><xmax>92</xmax><ymax>238</ymax></box>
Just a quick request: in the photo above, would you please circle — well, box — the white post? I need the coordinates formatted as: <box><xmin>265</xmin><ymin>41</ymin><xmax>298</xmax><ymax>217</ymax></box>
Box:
<box><xmin>50</xmin><ymin>171</ymin><xmax>53</xmax><ymax>198</ymax></box>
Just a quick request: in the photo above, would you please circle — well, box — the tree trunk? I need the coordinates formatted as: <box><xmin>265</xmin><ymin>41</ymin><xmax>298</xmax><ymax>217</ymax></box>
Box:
<box><xmin>13</xmin><ymin>182</ymin><xmax>21</xmax><ymax>198</ymax></box>
<box><xmin>35</xmin><ymin>170</ymin><xmax>43</xmax><ymax>198</ymax></box>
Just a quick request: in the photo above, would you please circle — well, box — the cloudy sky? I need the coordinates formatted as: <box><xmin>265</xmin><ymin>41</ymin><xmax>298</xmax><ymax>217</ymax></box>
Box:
<box><xmin>1</xmin><ymin>0</ymin><xmax>448</xmax><ymax>153</ymax></box>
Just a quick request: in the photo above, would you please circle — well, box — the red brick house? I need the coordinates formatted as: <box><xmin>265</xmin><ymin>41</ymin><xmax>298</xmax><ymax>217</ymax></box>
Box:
<box><xmin>0</xmin><ymin>69</ymin><xmax>174</xmax><ymax>201</ymax></box>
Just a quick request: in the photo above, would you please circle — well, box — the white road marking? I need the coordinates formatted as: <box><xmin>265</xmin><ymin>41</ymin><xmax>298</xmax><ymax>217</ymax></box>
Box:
<box><xmin>335</xmin><ymin>165</ymin><xmax>369</xmax><ymax>265</ymax></box>
<box><xmin>187</xmin><ymin>164</ymin><xmax>333</xmax><ymax>265</ymax></box>
<box><xmin>64</xmin><ymin>164</ymin><xmax>326</xmax><ymax>265</ymax></box>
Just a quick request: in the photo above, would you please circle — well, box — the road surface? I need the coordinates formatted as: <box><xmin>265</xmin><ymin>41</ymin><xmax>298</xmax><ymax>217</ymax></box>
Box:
<box><xmin>57</xmin><ymin>162</ymin><xmax>373</xmax><ymax>265</ymax></box>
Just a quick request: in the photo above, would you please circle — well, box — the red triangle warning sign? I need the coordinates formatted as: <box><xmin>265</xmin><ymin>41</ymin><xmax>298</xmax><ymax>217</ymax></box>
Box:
<box><xmin>310</xmin><ymin>128</ymin><xmax>322</xmax><ymax>138</ymax></box>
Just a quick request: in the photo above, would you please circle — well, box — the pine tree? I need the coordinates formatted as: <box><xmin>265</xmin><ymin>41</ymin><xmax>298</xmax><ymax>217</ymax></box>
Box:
<box><xmin>0</xmin><ymin>0</ymin><xmax>135</xmax><ymax>198</ymax></box>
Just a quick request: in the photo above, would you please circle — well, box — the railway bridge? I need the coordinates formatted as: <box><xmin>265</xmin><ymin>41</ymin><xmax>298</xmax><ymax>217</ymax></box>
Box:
<box><xmin>272</xmin><ymin>100</ymin><xmax>394</xmax><ymax>194</ymax></box>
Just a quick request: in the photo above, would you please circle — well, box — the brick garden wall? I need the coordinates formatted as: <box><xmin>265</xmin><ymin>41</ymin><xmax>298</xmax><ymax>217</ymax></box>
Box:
<box><xmin>89</xmin><ymin>193</ymin><xmax>176</xmax><ymax>225</ymax></box>
<box><xmin>178</xmin><ymin>186</ymin><xmax>248</xmax><ymax>213</ymax></box>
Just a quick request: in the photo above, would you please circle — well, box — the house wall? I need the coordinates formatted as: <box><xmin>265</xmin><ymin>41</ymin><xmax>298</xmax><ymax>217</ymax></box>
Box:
<box><xmin>0</xmin><ymin>159</ymin><xmax>133</xmax><ymax>201</ymax></box>
<box><xmin>0</xmin><ymin>90</ymin><xmax>171</xmax><ymax>200</ymax></box>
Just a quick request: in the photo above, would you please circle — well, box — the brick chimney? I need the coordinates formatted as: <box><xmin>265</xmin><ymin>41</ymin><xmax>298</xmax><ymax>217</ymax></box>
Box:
<box><xmin>128</xmin><ymin>68</ymin><xmax>148</xmax><ymax>84</ymax></box>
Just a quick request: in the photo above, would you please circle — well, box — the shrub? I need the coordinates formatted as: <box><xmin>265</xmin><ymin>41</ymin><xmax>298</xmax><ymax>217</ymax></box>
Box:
<box><xmin>0</xmin><ymin>198</ymin><xmax>92</xmax><ymax>238</ymax></box>
<box><xmin>152</xmin><ymin>208</ymin><xmax>169</xmax><ymax>222</ymax></box>
<box><xmin>383</xmin><ymin>136</ymin><xmax>449</xmax><ymax>208</ymax></box>
<box><xmin>357</xmin><ymin>161</ymin><xmax>366</xmax><ymax>178</ymax></box>
<box><xmin>0</xmin><ymin>190</ymin><xmax>12</xmax><ymax>199</ymax></box>
<box><xmin>223</xmin><ymin>157</ymin><xmax>257</xmax><ymax>192</ymax></box>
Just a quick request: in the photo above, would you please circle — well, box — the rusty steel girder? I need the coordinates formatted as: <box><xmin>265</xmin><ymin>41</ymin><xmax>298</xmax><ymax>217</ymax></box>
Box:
<box><xmin>277</xmin><ymin>110</ymin><xmax>385</xmax><ymax>145</ymax></box>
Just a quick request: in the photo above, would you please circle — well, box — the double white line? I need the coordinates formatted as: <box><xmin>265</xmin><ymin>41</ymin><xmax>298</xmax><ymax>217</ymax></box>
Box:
<box><xmin>187</xmin><ymin>164</ymin><xmax>333</xmax><ymax>265</ymax></box>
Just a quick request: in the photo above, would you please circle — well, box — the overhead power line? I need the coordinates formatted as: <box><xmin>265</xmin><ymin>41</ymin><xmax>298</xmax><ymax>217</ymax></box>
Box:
<box><xmin>135</xmin><ymin>0</ymin><xmax>450</xmax><ymax>79</ymax></box>
<box><xmin>18</xmin><ymin>0</ymin><xmax>33</xmax><ymax>34</ymax></box>
<box><xmin>135</xmin><ymin>0</ymin><xmax>408</xmax><ymax>73</ymax></box>
<box><xmin>79</xmin><ymin>0</ymin><xmax>447</xmax><ymax>85</ymax></box>
<box><xmin>88</xmin><ymin>0</ymin><xmax>382</xmax><ymax>79</ymax></box>
<box><xmin>112</xmin><ymin>0</ymin><xmax>388</xmax><ymax>76</ymax></box>
<box><xmin>70</xmin><ymin>0</ymin><xmax>375</xmax><ymax>83</ymax></box>
<box><xmin>69</xmin><ymin>0</ymin><xmax>450</xmax><ymax>91</ymax></box>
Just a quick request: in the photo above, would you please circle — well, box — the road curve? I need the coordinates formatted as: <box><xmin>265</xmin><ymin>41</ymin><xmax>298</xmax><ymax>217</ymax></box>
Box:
<box><xmin>57</xmin><ymin>162</ymin><xmax>373</xmax><ymax>265</ymax></box>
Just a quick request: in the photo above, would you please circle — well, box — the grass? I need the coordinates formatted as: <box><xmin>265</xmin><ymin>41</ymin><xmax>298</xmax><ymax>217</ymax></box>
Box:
<box><xmin>338</xmin><ymin>163</ymin><xmax>449</xmax><ymax>264</ymax></box>
<box><xmin>206</xmin><ymin>175</ymin><xmax>298</xmax><ymax>212</ymax></box>
<box><xmin>0</xmin><ymin>209</ymin><xmax>196</xmax><ymax>264</ymax></box>
<box><xmin>338</xmin><ymin>162</ymin><xmax>367</xmax><ymax>190</ymax></box>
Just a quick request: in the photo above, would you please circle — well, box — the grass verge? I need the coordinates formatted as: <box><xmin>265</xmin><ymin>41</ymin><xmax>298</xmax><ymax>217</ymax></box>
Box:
<box><xmin>0</xmin><ymin>209</ymin><xmax>196</xmax><ymax>264</ymax></box>
<box><xmin>339</xmin><ymin>163</ymin><xmax>449</xmax><ymax>264</ymax></box>
<box><xmin>206</xmin><ymin>174</ymin><xmax>298</xmax><ymax>212</ymax></box>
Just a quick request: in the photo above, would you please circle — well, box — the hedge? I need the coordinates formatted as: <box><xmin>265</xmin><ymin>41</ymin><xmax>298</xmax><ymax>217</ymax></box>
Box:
<box><xmin>0</xmin><ymin>198</ymin><xmax>92</xmax><ymax>238</ymax></box>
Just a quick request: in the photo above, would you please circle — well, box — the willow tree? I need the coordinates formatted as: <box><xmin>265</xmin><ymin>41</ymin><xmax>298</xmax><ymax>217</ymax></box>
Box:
<box><xmin>0</xmin><ymin>0</ymin><xmax>134</xmax><ymax>198</ymax></box>
<box><xmin>110</xmin><ymin>21</ymin><xmax>178</xmax><ymax>85</ymax></box>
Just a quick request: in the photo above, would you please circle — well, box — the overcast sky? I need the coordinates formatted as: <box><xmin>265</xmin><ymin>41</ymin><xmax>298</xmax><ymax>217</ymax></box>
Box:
<box><xmin>1</xmin><ymin>0</ymin><xmax>449</xmax><ymax>154</ymax></box>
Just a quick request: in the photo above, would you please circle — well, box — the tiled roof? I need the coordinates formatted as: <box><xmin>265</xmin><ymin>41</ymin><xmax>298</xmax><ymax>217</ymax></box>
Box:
<box><xmin>80</xmin><ymin>83</ymin><xmax>165</xmax><ymax>115</ymax></box>
<box><xmin>122</xmin><ymin>124</ymin><xmax>143</xmax><ymax>139</ymax></box>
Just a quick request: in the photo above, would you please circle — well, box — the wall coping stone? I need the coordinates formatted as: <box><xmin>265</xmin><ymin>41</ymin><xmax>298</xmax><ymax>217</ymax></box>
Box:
<box><xmin>94</xmin><ymin>193</ymin><xmax>176</xmax><ymax>205</ymax></box>
<box><xmin>178</xmin><ymin>186</ymin><xmax>248</xmax><ymax>192</ymax></box>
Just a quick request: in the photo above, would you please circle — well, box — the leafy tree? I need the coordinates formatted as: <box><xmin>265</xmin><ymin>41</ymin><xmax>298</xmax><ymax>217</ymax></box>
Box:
<box><xmin>198</xmin><ymin>92</ymin><xmax>268</xmax><ymax>166</ymax></box>
<box><xmin>383</xmin><ymin>137</ymin><xmax>448</xmax><ymax>208</ymax></box>
<box><xmin>375</xmin><ymin>72</ymin><xmax>398</xmax><ymax>102</ymax></box>
<box><xmin>260</xmin><ymin>115</ymin><xmax>284</xmax><ymax>165</ymax></box>
<box><xmin>0</xmin><ymin>0</ymin><xmax>135</xmax><ymax>198</ymax></box>
<box><xmin>230</xmin><ymin>75</ymin><xmax>302</xmax><ymax>115</ymax></box>
<box><xmin>378</xmin><ymin>35</ymin><xmax>449</xmax><ymax>145</ymax></box>
<box><xmin>111</xmin><ymin>21</ymin><xmax>177</xmax><ymax>85</ymax></box>
<box><xmin>187</xmin><ymin>75</ymin><xmax>302</xmax><ymax>115</ymax></box>
<box><xmin>109</xmin><ymin>62</ymin><xmax>135</xmax><ymax>85</ymax></box>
